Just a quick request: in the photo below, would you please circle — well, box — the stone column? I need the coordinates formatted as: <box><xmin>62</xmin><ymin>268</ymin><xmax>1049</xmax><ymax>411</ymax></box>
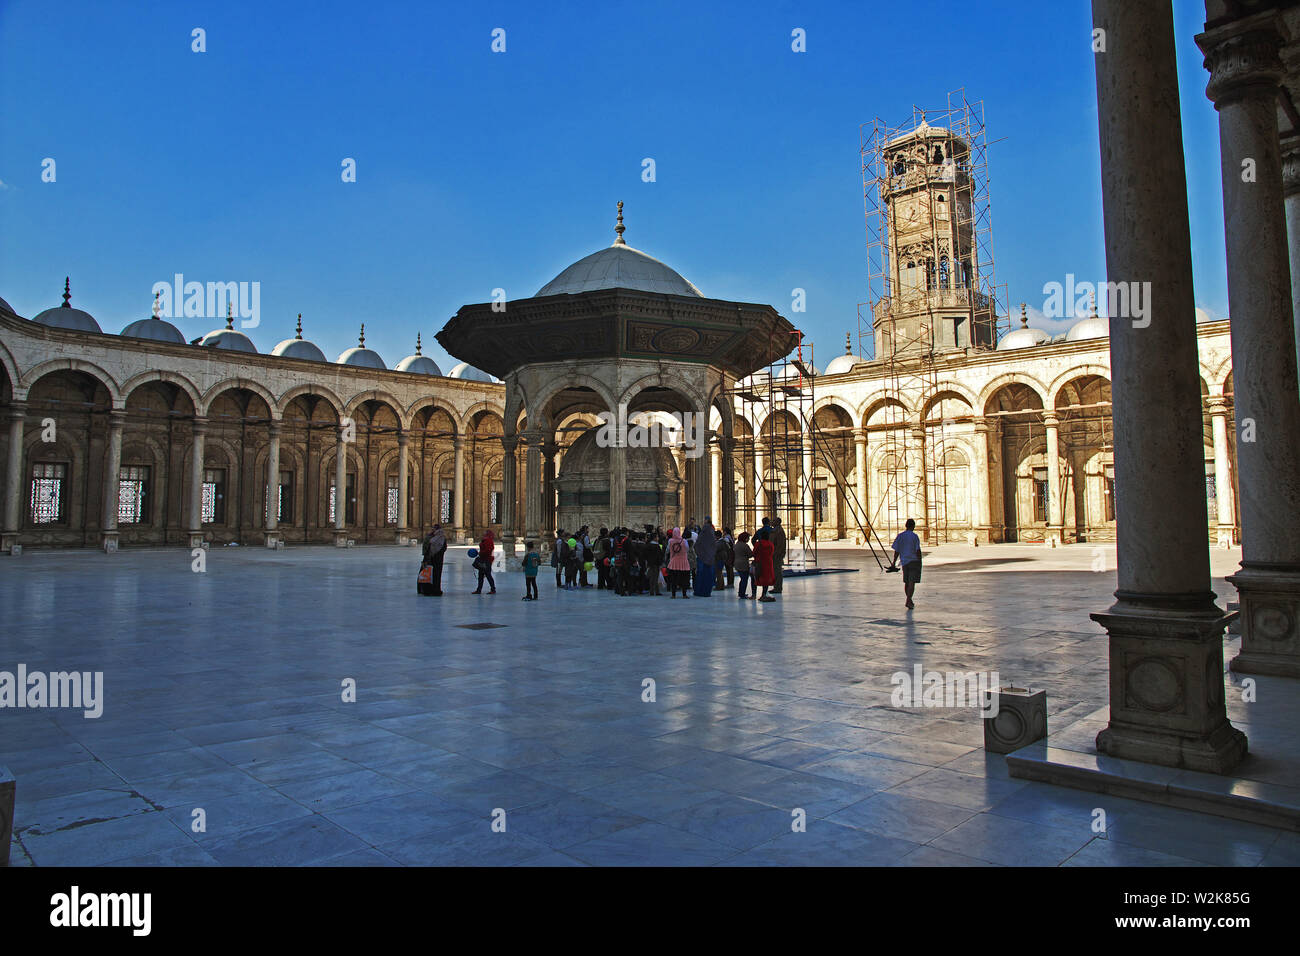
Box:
<box><xmin>334</xmin><ymin>423</ymin><xmax>349</xmax><ymax>546</ymax></box>
<box><xmin>523</xmin><ymin>430</ymin><xmax>542</xmax><ymax>541</ymax></box>
<box><xmin>2</xmin><ymin>403</ymin><xmax>25</xmax><ymax>553</ymax></box>
<box><xmin>1283</xmin><ymin>137</ymin><xmax>1300</xmax><ymax>399</ymax></box>
<box><xmin>1089</xmin><ymin>0</ymin><xmax>1244</xmax><ymax>771</ymax></box>
<box><xmin>396</xmin><ymin>430</ymin><xmax>409</xmax><ymax>544</ymax></box>
<box><xmin>501</xmin><ymin>435</ymin><xmax>518</xmax><ymax>557</ymax></box>
<box><xmin>609</xmin><ymin>438</ymin><xmax>627</xmax><ymax>530</ymax></box>
<box><xmin>1199</xmin><ymin>13</ymin><xmax>1300</xmax><ymax>678</ymax></box>
<box><xmin>1043</xmin><ymin>412</ymin><xmax>1063</xmax><ymax>547</ymax></box>
<box><xmin>692</xmin><ymin>436</ymin><xmax>712</xmax><ymax>526</ymax></box>
<box><xmin>543</xmin><ymin>440</ymin><xmax>558</xmax><ymax>537</ymax></box>
<box><xmin>710</xmin><ymin>443</ymin><xmax>722</xmax><ymax>523</ymax></box>
<box><xmin>264</xmin><ymin>420</ymin><xmax>282</xmax><ymax>548</ymax></box>
<box><xmin>188</xmin><ymin>417</ymin><xmax>208</xmax><ymax>549</ymax></box>
<box><xmin>986</xmin><ymin>417</ymin><xmax>1005</xmax><ymax>540</ymax></box>
<box><xmin>100</xmin><ymin>409</ymin><xmax>125</xmax><ymax>552</ymax></box>
<box><xmin>909</xmin><ymin>425</ymin><xmax>928</xmax><ymax>541</ymax></box>
<box><xmin>853</xmin><ymin>427</ymin><xmax>868</xmax><ymax>544</ymax></box>
<box><xmin>452</xmin><ymin>436</ymin><xmax>465</xmax><ymax>540</ymax></box>
<box><xmin>972</xmin><ymin>418</ymin><xmax>992</xmax><ymax>543</ymax></box>
<box><xmin>719</xmin><ymin>437</ymin><xmax>737</xmax><ymax>532</ymax></box>
<box><xmin>1208</xmin><ymin>396</ymin><xmax>1236</xmax><ymax>547</ymax></box>
<box><xmin>753</xmin><ymin>443</ymin><xmax>765</xmax><ymax>519</ymax></box>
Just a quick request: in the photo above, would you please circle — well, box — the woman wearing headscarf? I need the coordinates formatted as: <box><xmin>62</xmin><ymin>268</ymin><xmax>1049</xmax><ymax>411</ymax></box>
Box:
<box><xmin>424</xmin><ymin>524</ymin><xmax>447</xmax><ymax>596</ymax></box>
<box><xmin>472</xmin><ymin>529</ymin><xmax>496</xmax><ymax>594</ymax></box>
<box><xmin>752</xmin><ymin>526</ymin><xmax>776</xmax><ymax>602</ymax></box>
<box><xmin>693</xmin><ymin>518</ymin><xmax>717</xmax><ymax>596</ymax></box>
<box><xmin>666</xmin><ymin>527</ymin><xmax>691</xmax><ymax>599</ymax></box>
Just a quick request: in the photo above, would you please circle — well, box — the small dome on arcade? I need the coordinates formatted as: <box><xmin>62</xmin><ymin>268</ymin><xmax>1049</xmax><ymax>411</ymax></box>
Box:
<box><xmin>825</xmin><ymin>333</ymin><xmax>867</xmax><ymax>375</ymax></box>
<box><xmin>272</xmin><ymin>314</ymin><xmax>328</xmax><ymax>362</ymax></box>
<box><xmin>32</xmin><ymin>278</ymin><xmax>102</xmax><ymax>333</ymax></box>
<box><xmin>395</xmin><ymin>333</ymin><xmax>443</xmax><ymax>375</ymax></box>
<box><xmin>199</xmin><ymin>302</ymin><xmax>258</xmax><ymax>352</ymax></box>
<box><xmin>1066</xmin><ymin>293</ymin><xmax>1107</xmax><ymax>341</ymax></box>
<box><xmin>121</xmin><ymin>292</ymin><xmax>186</xmax><ymax>344</ymax></box>
<box><xmin>448</xmin><ymin>360</ymin><xmax>493</xmax><ymax>382</ymax></box>
<box><xmin>337</xmin><ymin>324</ymin><xmax>387</xmax><ymax>369</ymax></box>
<box><xmin>997</xmin><ymin>304</ymin><xmax>1050</xmax><ymax>351</ymax></box>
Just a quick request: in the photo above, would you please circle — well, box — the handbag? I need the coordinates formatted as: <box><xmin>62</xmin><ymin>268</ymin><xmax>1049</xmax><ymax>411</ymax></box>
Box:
<box><xmin>418</xmin><ymin>566</ymin><xmax>433</xmax><ymax>584</ymax></box>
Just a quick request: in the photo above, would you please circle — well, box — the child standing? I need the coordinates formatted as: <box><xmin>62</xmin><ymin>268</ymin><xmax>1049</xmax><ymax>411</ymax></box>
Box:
<box><xmin>522</xmin><ymin>540</ymin><xmax>540</xmax><ymax>600</ymax></box>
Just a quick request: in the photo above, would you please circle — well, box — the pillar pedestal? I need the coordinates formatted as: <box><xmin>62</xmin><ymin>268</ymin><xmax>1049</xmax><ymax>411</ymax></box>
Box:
<box><xmin>101</xmin><ymin>531</ymin><xmax>120</xmax><ymax>553</ymax></box>
<box><xmin>1092</xmin><ymin>598</ymin><xmax>1247</xmax><ymax>773</ymax></box>
<box><xmin>1227</xmin><ymin>567</ymin><xmax>1300</xmax><ymax>677</ymax></box>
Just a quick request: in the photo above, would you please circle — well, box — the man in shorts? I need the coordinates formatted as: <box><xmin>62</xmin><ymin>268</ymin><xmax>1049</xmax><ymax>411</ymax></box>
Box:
<box><xmin>889</xmin><ymin>517</ymin><xmax>922</xmax><ymax>610</ymax></box>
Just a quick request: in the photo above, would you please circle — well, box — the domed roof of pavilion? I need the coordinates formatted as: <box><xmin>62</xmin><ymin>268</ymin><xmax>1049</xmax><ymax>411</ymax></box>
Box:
<box><xmin>1066</xmin><ymin>316</ymin><xmax>1107</xmax><ymax>341</ymax></box>
<box><xmin>997</xmin><ymin>305</ymin><xmax>1049</xmax><ymax>351</ymax></box>
<box><xmin>394</xmin><ymin>334</ymin><xmax>442</xmax><ymax>374</ymax></box>
<box><xmin>448</xmin><ymin>360</ymin><xmax>493</xmax><ymax>382</ymax></box>
<box><xmin>0</xmin><ymin>294</ymin><xmax>17</xmax><ymax>316</ymax></box>
<box><xmin>536</xmin><ymin>202</ymin><xmax>703</xmax><ymax>298</ymax></box>
<box><xmin>199</xmin><ymin>304</ymin><xmax>258</xmax><ymax>352</ymax></box>
<box><xmin>32</xmin><ymin>279</ymin><xmax>102</xmax><ymax>333</ymax></box>
<box><xmin>272</xmin><ymin>314</ymin><xmax>328</xmax><ymax>362</ymax></box>
<box><xmin>337</xmin><ymin>324</ymin><xmax>386</xmax><ymax>369</ymax></box>
<box><xmin>824</xmin><ymin>334</ymin><xmax>867</xmax><ymax>375</ymax></box>
<box><xmin>121</xmin><ymin>292</ymin><xmax>186</xmax><ymax>344</ymax></box>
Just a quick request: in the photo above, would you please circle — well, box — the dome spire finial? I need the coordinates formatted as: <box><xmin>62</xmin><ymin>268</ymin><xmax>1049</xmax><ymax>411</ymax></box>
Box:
<box><xmin>62</xmin><ymin>277</ymin><xmax>71</xmax><ymax>308</ymax></box>
<box><xmin>1088</xmin><ymin>290</ymin><xmax>1097</xmax><ymax>319</ymax></box>
<box><xmin>359</xmin><ymin>324</ymin><xmax>365</xmax><ymax>348</ymax></box>
<box><xmin>295</xmin><ymin>313</ymin><xmax>303</xmax><ymax>339</ymax></box>
<box><xmin>416</xmin><ymin>332</ymin><xmax>422</xmax><ymax>355</ymax></box>
<box><xmin>1019</xmin><ymin>302</ymin><xmax>1028</xmax><ymax>328</ymax></box>
<box><xmin>225</xmin><ymin>301</ymin><xmax>234</xmax><ymax>329</ymax></box>
<box><xmin>845</xmin><ymin>332</ymin><xmax>852</xmax><ymax>355</ymax></box>
<box><xmin>613</xmin><ymin>200</ymin><xmax>626</xmax><ymax>245</ymax></box>
<box><xmin>152</xmin><ymin>291</ymin><xmax>161</xmax><ymax>319</ymax></box>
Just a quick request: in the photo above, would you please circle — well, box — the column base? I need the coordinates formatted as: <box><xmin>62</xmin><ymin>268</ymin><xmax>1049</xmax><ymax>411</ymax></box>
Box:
<box><xmin>1227</xmin><ymin>564</ymin><xmax>1300</xmax><ymax>677</ymax></box>
<box><xmin>1090</xmin><ymin>596</ymin><xmax>1246</xmax><ymax>774</ymax></box>
<box><xmin>1216</xmin><ymin>526</ymin><xmax>1237</xmax><ymax>548</ymax></box>
<box><xmin>334</xmin><ymin>532</ymin><xmax>350</xmax><ymax>548</ymax></box>
<box><xmin>264</xmin><ymin>531</ymin><xmax>284</xmax><ymax>550</ymax></box>
<box><xmin>188</xmin><ymin>531</ymin><xmax>206</xmax><ymax>549</ymax></box>
<box><xmin>395</xmin><ymin>529</ymin><xmax>410</xmax><ymax>546</ymax></box>
<box><xmin>2</xmin><ymin>532</ymin><xmax>19</xmax><ymax>554</ymax></box>
<box><xmin>1044</xmin><ymin>529</ymin><xmax>1062</xmax><ymax>548</ymax></box>
<box><xmin>101</xmin><ymin>531</ymin><xmax>120</xmax><ymax>553</ymax></box>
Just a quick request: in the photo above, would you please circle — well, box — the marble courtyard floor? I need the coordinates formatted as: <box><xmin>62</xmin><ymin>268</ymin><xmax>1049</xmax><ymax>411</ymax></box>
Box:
<box><xmin>2</xmin><ymin>541</ymin><xmax>1296</xmax><ymax>867</ymax></box>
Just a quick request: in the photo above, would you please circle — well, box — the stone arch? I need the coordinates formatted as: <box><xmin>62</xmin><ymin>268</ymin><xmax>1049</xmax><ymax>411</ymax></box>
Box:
<box><xmin>460</xmin><ymin>400</ymin><xmax>509</xmax><ymax>436</ymax></box>
<box><xmin>859</xmin><ymin>394</ymin><xmax>914</xmax><ymax>427</ymax></box>
<box><xmin>201</xmin><ymin>378</ymin><xmax>278</xmax><ymax>420</ymax></box>
<box><xmin>1047</xmin><ymin>364</ymin><xmax>1111</xmax><ymax>409</ymax></box>
<box><xmin>810</xmin><ymin>396</ymin><xmax>861</xmax><ymax>429</ymax></box>
<box><xmin>0</xmin><ymin>339</ymin><xmax>21</xmax><ymax>396</ymax></box>
<box><xmin>19</xmin><ymin>358</ymin><xmax>122</xmax><ymax>405</ymax></box>
<box><xmin>977</xmin><ymin>372</ymin><xmax>1049</xmax><ymax>413</ymax></box>
<box><xmin>530</xmin><ymin>374</ymin><xmax>618</xmax><ymax>426</ymax></box>
<box><xmin>619</xmin><ymin>372</ymin><xmax>707</xmax><ymax>414</ymax></box>
<box><xmin>919</xmin><ymin>382</ymin><xmax>979</xmax><ymax>420</ymax></box>
<box><xmin>344</xmin><ymin>389</ymin><xmax>409</xmax><ymax>430</ymax></box>
<box><xmin>278</xmin><ymin>383</ymin><xmax>344</xmax><ymax>422</ymax></box>
<box><xmin>121</xmin><ymin>370</ymin><xmax>202</xmax><ymax>414</ymax></box>
<box><xmin>406</xmin><ymin>398</ymin><xmax>459</xmax><ymax>436</ymax></box>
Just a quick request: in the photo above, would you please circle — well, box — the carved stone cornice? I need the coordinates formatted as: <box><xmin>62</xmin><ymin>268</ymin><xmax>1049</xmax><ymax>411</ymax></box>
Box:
<box><xmin>1197</xmin><ymin>12</ymin><xmax>1288</xmax><ymax>108</ymax></box>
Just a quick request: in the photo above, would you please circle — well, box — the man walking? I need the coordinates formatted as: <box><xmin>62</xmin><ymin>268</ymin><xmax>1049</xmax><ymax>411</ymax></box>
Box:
<box><xmin>888</xmin><ymin>517</ymin><xmax>922</xmax><ymax>610</ymax></box>
<box><xmin>770</xmin><ymin>518</ymin><xmax>787</xmax><ymax>595</ymax></box>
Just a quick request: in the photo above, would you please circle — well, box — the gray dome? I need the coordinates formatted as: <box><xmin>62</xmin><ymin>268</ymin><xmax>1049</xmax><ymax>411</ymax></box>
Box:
<box><xmin>272</xmin><ymin>315</ymin><xmax>327</xmax><ymax>361</ymax></box>
<box><xmin>1066</xmin><ymin>315</ymin><xmax>1107</xmax><ymax>341</ymax></box>
<box><xmin>33</xmin><ymin>279</ymin><xmax>101</xmax><ymax>332</ymax></box>
<box><xmin>998</xmin><ymin>308</ymin><xmax>1049</xmax><ymax>351</ymax></box>
<box><xmin>396</xmin><ymin>354</ymin><xmax>442</xmax><ymax>375</ymax></box>
<box><xmin>538</xmin><ymin>243</ymin><xmax>703</xmax><ymax>298</ymax></box>
<box><xmin>273</xmin><ymin>338</ymin><xmax>328</xmax><ymax>361</ymax></box>
<box><xmin>200</xmin><ymin>328</ymin><xmax>258</xmax><ymax>352</ymax></box>
<box><xmin>448</xmin><ymin>361</ymin><xmax>492</xmax><ymax>382</ymax></box>
<box><xmin>121</xmin><ymin>317</ymin><xmax>186</xmax><ymax>344</ymax></box>
<box><xmin>337</xmin><ymin>324</ymin><xmax>386</xmax><ymax>369</ymax></box>
<box><xmin>0</xmin><ymin>295</ymin><xmax>17</xmax><ymax>317</ymax></box>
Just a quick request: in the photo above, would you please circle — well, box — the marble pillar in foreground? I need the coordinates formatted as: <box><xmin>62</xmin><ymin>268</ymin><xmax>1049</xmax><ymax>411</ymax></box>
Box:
<box><xmin>1198</xmin><ymin>12</ymin><xmax>1300</xmax><ymax>678</ymax></box>
<box><xmin>1090</xmin><ymin>0</ymin><xmax>1245</xmax><ymax>772</ymax></box>
<box><xmin>2</xmin><ymin>403</ymin><xmax>25</xmax><ymax>553</ymax></box>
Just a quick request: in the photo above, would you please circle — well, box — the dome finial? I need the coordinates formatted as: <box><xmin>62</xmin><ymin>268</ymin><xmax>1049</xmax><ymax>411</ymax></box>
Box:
<box><xmin>1019</xmin><ymin>302</ymin><xmax>1028</xmax><ymax>328</ymax></box>
<box><xmin>359</xmin><ymin>324</ymin><xmax>365</xmax><ymax>348</ymax></box>
<box><xmin>613</xmin><ymin>200</ymin><xmax>626</xmax><ymax>245</ymax></box>
<box><xmin>1088</xmin><ymin>290</ymin><xmax>1097</xmax><ymax>319</ymax></box>
<box><xmin>62</xmin><ymin>277</ymin><xmax>71</xmax><ymax>308</ymax></box>
<box><xmin>225</xmin><ymin>301</ymin><xmax>234</xmax><ymax>329</ymax></box>
<box><xmin>845</xmin><ymin>332</ymin><xmax>852</xmax><ymax>355</ymax></box>
<box><xmin>152</xmin><ymin>291</ymin><xmax>161</xmax><ymax>319</ymax></box>
<box><xmin>295</xmin><ymin>313</ymin><xmax>303</xmax><ymax>339</ymax></box>
<box><xmin>415</xmin><ymin>332</ymin><xmax>422</xmax><ymax>354</ymax></box>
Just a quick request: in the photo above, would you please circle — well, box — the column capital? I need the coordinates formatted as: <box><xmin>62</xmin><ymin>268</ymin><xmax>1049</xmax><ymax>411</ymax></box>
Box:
<box><xmin>192</xmin><ymin>416</ymin><xmax>209</xmax><ymax>436</ymax></box>
<box><xmin>852</xmin><ymin>425</ymin><xmax>868</xmax><ymax>442</ymax></box>
<box><xmin>453</xmin><ymin>434</ymin><xmax>465</xmax><ymax>450</ymax></box>
<box><xmin>1206</xmin><ymin>395</ymin><xmax>1230</xmax><ymax>416</ymax></box>
<box><xmin>5</xmin><ymin>402</ymin><xmax>27</xmax><ymax>423</ymax></box>
<box><xmin>267</xmin><ymin>419</ymin><xmax>283</xmax><ymax>439</ymax></box>
<box><xmin>1196</xmin><ymin>12</ymin><xmax>1287</xmax><ymax>107</ymax></box>
<box><xmin>396</xmin><ymin>428</ymin><xmax>409</xmax><ymax>447</ymax></box>
<box><xmin>1283</xmin><ymin>135</ymin><xmax>1300</xmax><ymax>198</ymax></box>
<box><xmin>972</xmin><ymin>416</ymin><xmax>990</xmax><ymax>435</ymax></box>
<box><xmin>501</xmin><ymin>435</ymin><xmax>519</xmax><ymax>455</ymax></box>
<box><xmin>1042</xmin><ymin>411</ymin><xmax>1060</xmax><ymax>428</ymax></box>
<box><xmin>107</xmin><ymin>408</ymin><xmax>128</xmax><ymax>427</ymax></box>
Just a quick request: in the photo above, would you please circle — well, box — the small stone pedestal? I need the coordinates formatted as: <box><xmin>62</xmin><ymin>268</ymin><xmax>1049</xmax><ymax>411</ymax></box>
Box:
<box><xmin>188</xmin><ymin>531</ymin><xmax>206</xmax><ymax>550</ymax></box>
<box><xmin>265</xmin><ymin>531</ymin><xmax>283</xmax><ymax>550</ymax></box>
<box><xmin>101</xmin><ymin>532</ymin><xmax>119</xmax><ymax>553</ymax></box>
<box><xmin>1228</xmin><ymin>566</ymin><xmax>1300</xmax><ymax>678</ymax></box>
<box><xmin>2</xmin><ymin>532</ymin><xmax>19</xmax><ymax>554</ymax></box>
<box><xmin>0</xmin><ymin>765</ymin><xmax>13</xmax><ymax>866</ymax></box>
<box><xmin>334</xmin><ymin>532</ymin><xmax>350</xmax><ymax>548</ymax></box>
<box><xmin>983</xmin><ymin>686</ymin><xmax>1048</xmax><ymax>754</ymax></box>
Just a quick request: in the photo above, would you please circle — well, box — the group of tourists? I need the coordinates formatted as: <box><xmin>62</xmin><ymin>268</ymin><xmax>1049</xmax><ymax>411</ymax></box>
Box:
<box><xmin>419</xmin><ymin>513</ymin><xmax>924</xmax><ymax>609</ymax></box>
<box><xmin>417</xmin><ymin>516</ymin><xmax>793</xmax><ymax>604</ymax></box>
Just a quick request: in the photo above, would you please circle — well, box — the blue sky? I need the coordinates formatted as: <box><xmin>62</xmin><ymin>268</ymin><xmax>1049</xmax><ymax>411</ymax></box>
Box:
<box><xmin>0</xmin><ymin>0</ymin><xmax>1227</xmax><ymax>373</ymax></box>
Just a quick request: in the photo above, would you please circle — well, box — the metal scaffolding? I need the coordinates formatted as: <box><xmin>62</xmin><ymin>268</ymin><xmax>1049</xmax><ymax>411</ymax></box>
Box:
<box><xmin>858</xmin><ymin>89</ymin><xmax>1009</xmax><ymax>545</ymax></box>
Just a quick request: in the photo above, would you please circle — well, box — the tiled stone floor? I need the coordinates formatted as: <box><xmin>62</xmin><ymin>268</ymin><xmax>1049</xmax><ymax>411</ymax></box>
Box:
<box><xmin>2</xmin><ymin>541</ymin><xmax>1296</xmax><ymax>866</ymax></box>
